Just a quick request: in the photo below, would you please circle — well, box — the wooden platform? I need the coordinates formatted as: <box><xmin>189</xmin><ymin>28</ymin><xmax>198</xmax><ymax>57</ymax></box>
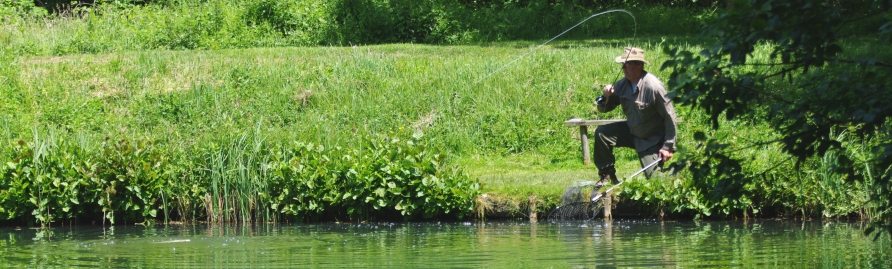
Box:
<box><xmin>564</xmin><ymin>118</ymin><xmax>623</xmax><ymax>165</ymax></box>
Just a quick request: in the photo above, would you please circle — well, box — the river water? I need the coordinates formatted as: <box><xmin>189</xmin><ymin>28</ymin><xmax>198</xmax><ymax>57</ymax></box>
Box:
<box><xmin>1</xmin><ymin>220</ymin><xmax>889</xmax><ymax>268</ymax></box>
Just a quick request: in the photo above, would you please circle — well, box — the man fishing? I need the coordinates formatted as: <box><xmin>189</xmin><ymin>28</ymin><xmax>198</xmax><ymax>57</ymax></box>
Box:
<box><xmin>593</xmin><ymin>47</ymin><xmax>678</xmax><ymax>186</ymax></box>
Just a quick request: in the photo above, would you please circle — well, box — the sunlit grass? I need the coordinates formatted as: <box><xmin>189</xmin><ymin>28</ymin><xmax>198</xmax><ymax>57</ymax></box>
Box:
<box><xmin>3</xmin><ymin>34</ymin><xmax>883</xmax><ymax>222</ymax></box>
<box><xmin>10</xmin><ymin>42</ymin><xmax>665</xmax><ymax>152</ymax></box>
<box><xmin>2</xmin><ymin>40</ymin><xmax>674</xmax><ymax>222</ymax></box>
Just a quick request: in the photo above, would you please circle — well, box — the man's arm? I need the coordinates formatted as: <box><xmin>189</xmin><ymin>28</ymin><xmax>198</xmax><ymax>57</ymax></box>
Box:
<box><xmin>654</xmin><ymin>84</ymin><xmax>678</xmax><ymax>153</ymax></box>
<box><xmin>596</xmin><ymin>83</ymin><xmax>621</xmax><ymax>112</ymax></box>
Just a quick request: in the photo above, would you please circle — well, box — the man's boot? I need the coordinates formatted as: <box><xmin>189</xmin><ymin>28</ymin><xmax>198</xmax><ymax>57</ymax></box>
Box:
<box><xmin>597</xmin><ymin>173</ymin><xmax>618</xmax><ymax>187</ymax></box>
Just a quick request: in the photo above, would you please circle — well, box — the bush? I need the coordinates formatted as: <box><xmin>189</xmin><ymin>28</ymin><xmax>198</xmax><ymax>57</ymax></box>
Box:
<box><xmin>0</xmin><ymin>131</ymin><xmax>479</xmax><ymax>225</ymax></box>
<box><xmin>268</xmin><ymin>134</ymin><xmax>479</xmax><ymax>221</ymax></box>
<box><xmin>1</xmin><ymin>133</ymin><xmax>88</xmax><ymax>225</ymax></box>
<box><xmin>0</xmin><ymin>0</ymin><xmax>47</xmax><ymax>18</ymax></box>
<box><xmin>2</xmin><ymin>0</ymin><xmax>708</xmax><ymax>55</ymax></box>
<box><xmin>243</xmin><ymin>0</ymin><xmax>297</xmax><ymax>35</ymax></box>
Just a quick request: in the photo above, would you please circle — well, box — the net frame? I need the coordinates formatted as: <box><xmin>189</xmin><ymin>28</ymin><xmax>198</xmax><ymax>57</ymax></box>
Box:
<box><xmin>547</xmin><ymin>160</ymin><xmax>661</xmax><ymax>221</ymax></box>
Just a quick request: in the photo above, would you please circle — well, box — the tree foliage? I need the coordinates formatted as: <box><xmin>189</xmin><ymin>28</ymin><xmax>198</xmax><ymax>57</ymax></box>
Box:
<box><xmin>663</xmin><ymin>0</ymin><xmax>892</xmax><ymax>222</ymax></box>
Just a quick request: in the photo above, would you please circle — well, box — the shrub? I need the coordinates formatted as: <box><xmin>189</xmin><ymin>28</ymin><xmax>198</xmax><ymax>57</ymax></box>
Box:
<box><xmin>268</xmin><ymin>134</ymin><xmax>479</xmax><ymax>221</ymax></box>
<box><xmin>0</xmin><ymin>0</ymin><xmax>47</xmax><ymax>18</ymax></box>
<box><xmin>0</xmin><ymin>131</ymin><xmax>479</xmax><ymax>225</ymax></box>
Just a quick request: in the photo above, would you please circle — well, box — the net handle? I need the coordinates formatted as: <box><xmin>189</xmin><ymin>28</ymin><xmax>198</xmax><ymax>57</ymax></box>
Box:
<box><xmin>591</xmin><ymin>159</ymin><xmax>661</xmax><ymax>202</ymax></box>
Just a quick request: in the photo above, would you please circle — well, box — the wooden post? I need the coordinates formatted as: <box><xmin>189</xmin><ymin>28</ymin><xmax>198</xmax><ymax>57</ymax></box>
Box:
<box><xmin>529</xmin><ymin>196</ymin><xmax>538</xmax><ymax>223</ymax></box>
<box><xmin>579</xmin><ymin>125</ymin><xmax>591</xmax><ymax>166</ymax></box>
<box><xmin>564</xmin><ymin>119</ymin><xmax>623</xmax><ymax>166</ymax></box>
<box><xmin>603</xmin><ymin>194</ymin><xmax>613</xmax><ymax>220</ymax></box>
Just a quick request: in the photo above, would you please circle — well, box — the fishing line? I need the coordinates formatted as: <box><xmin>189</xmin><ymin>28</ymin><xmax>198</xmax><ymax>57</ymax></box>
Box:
<box><xmin>472</xmin><ymin>9</ymin><xmax>638</xmax><ymax>86</ymax></box>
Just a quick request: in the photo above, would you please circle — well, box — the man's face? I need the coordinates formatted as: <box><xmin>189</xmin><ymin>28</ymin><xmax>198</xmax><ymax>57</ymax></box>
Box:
<box><xmin>622</xmin><ymin>61</ymin><xmax>644</xmax><ymax>80</ymax></box>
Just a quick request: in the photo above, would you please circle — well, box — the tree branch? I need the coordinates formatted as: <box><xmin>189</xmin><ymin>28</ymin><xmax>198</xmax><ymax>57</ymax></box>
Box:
<box><xmin>832</xmin><ymin>59</ymin><xmax>892</xmax><ymax>69</ymax></box>
<box><xmin>763</xmin><ymin>66</ymin><xmax>803</xmax><ymax>79</ymax></box>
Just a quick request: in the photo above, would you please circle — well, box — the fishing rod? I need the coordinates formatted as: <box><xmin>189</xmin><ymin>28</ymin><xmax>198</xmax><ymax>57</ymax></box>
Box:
<box><xmin>472</xmin><ymin>9</ymin><xmax>638</xmax><ymax>86</ymax></box>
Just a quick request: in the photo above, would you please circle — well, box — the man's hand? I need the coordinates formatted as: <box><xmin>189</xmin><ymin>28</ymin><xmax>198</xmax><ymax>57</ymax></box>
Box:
<box><xmin>659</xmin><ymin>149</ymin><xmax>673</xmax><ymax>163</ymax></box>
<box><xmin>603</xmin><ymin>84</ymin><xmax>615</xmax><ymax>97</ymax></box>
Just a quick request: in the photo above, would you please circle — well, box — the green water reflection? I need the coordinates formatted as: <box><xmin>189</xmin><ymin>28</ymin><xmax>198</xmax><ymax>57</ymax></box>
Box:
<box><xmin>1</xmin><ymin>220</ymin><xmax>889</xmax><ymax>268</ymax></box>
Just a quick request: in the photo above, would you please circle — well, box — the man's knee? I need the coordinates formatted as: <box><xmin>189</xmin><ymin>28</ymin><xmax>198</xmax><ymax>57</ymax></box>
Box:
<box><xmin>594</xmin><ymin>126</ymin><xmax>605</xmax><ymax>136</ymax></box>
<box><xmin>594</xmin><ymin>126</ymin><xmax>612</xmax><ymax>144</ymax></box>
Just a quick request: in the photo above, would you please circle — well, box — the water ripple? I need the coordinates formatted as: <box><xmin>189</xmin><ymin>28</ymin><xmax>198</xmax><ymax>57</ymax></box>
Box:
<box><xmin>0</xmin><ymin>220</ymin><xmax>889</xmax><ymax>268</ymax></box>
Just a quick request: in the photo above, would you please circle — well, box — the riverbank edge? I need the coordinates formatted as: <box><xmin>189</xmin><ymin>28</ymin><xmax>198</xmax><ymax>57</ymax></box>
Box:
<box><xmin>473</xmin><ymin>192</ymin><xmax>877</xmax><ymax>222</ymax></box>
<box><xmin>475</xmin><ymin>192</ymin><xmax>672</xmax><ymax>222</ymax></box>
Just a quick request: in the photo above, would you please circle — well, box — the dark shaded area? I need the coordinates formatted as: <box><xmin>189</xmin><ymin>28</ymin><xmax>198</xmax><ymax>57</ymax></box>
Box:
<box><xmin>662</xmin><ymin>0</ymin><xmax>891</xmax><ymax>227</ymax></box>
<box><xmin>33</xmin><ymin>0</ymin><xmax>91</xmax><ymax>12</ymax></box>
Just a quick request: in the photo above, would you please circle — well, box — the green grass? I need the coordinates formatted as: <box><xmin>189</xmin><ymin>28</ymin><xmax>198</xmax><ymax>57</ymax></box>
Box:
<box><xmin>0</xmin><ymin>40</ymin><xmax>689</xmax><ymax>222</ymax></box>
<box><xmin>459</xmin><ymin>153</ymin><xmax>644</xmax><ymax>197</ymax></box>
<box><xmin>1</xmin><ymin>2</ymin><xmax>883</xmax><ymax>223</ymax></box>
<box><xmin>7</xmin><ymin>42</ymin><xmax>665</xmax><ymax>153</ymax></box>
<box><xmin>7</xmin><ymin>40</ymin><xmax>668</xmax><ymax>171</ymax></box>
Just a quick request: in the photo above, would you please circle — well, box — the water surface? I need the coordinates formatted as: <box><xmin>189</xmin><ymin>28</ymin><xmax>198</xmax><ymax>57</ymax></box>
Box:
<box><xmin>1</xmin><ymin>220</ymin><xmax>889</xmax><ymax>268</ymax></box>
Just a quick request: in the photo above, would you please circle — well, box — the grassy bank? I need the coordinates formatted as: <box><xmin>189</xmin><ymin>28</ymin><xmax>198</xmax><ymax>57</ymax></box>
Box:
<box><xmin>1</xmin><ymin>1</ymin><xmax>885</xmax><ymax>225</ymax></box>
<box><xmin>1</xmin><ymin>39</ymin><xmax>881</xmax><ymax>225</ymax></box>
<box><xmin>1</xmin><ymin>42</ymin><xmax>649</xmax><ymax>225</ymax></box>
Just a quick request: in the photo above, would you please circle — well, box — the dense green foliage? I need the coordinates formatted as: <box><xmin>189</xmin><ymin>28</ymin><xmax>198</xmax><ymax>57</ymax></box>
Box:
<box><xmin>1</xmin><ymin>0</ymin><xmax>706</xmax><ymax>55</ymax></box>
<box><xmin>0</xmin><ymin>131</ymin><xmax>477</xmax><ymax>225</ymax></box>
<box><xmin>1</xmin><ymin>41</ymin><xmax>884</xmax><ymax>224</ymax></box>
<box><xmin>662</xmin><ymin>0</ymin><xmax>891</xmax><ymax>222</ymax></box>
<box><xmin>1</xmin><ymin>0</ymin><xmax>888</xmax><ymax>225</ymax></box>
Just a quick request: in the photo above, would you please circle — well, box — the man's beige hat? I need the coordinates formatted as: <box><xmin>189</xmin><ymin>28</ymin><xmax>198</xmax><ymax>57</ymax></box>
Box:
<box><xmin>614</xmin><ymin>47</ymin><xmax>649</xmax><ymax>64</ymax></box>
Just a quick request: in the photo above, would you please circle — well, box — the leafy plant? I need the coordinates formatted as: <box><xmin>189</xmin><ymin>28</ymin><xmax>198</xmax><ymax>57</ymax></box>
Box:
<box><xmin>267</xmin><ymin>134</ymin><xmax>479</xmax><ymax>221</ymax></box>
<box><xmin>662</xmin><ymin>0</ymin><xmax>891</xmax><ymax>220</ymax></box>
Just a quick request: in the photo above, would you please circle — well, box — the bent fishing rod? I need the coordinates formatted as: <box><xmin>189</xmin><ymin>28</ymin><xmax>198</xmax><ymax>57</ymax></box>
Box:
<box><xmin>472</xmin><ymin>9</ymin><xmax>638</xmax><ymax>86</ymax></box>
